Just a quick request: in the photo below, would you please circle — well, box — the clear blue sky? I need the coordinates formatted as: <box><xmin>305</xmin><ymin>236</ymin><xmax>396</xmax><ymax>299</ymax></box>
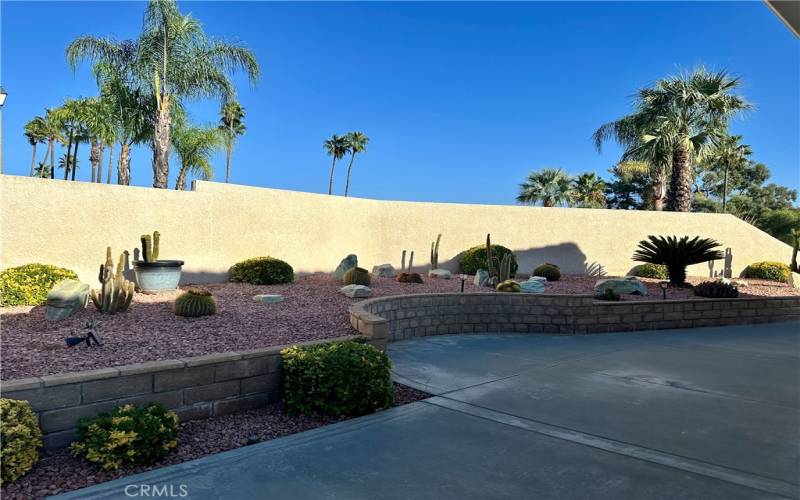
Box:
<box><xmin>1</xmin><ymin>1</ymin><xmax>798</xmax><ymax>204</ymax></box>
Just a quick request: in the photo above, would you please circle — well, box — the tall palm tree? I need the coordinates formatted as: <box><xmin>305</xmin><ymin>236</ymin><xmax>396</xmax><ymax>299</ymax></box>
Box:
<box><xmin>323</xmin><ymin>134</ymin><xmax>348</xmax><ymax>195</ymax></box>
<box><xmin>51</xmin><ymin>99</ymin><xmax>84</xmax><ymax>181</ymax></box>
<box><xmin>343</xmin><ymin>131</ymin><xmax>369</xmax><ymax>197</ymax></box>
<box><xmin>81</xmin><ymin>97</ymin><xmax>115</xmax><ymax>183</ymax></box>
<box><xmin>517</xmin><ymin>168</ymin><xmax>573</xmax><ymax>207</ymax></box>
<box><xmin>171</xmin><ymin>122</ymin><xmax>222</xmax><ymax>191</ymax></box>
<box><xmin>219</xmin><ymin>101</ymin><xmax>245</xmax><ymax>183</ymax></box>
<box><xmin>705</xmin><ymin>134</ymin><xmax>752</xmax><ymax>212</ymax></box>
<box><xmin>40</xmin><ymin>109</ymin><xmax>62</xmax><ymax>179</ymax></box>
<box><xmin>66</xmin><ymin>0</ymin><xmax>260</xmax><ymax>189</ymax></box>
<box><xmin>24</xmin><ymin>116</ymin><xmax>48</xmax><ymax>177</ymax></box>
<box><xmin>571</xmin><ymin>172</ymin><xmax>607</xmax><ymax>208</ymax></box>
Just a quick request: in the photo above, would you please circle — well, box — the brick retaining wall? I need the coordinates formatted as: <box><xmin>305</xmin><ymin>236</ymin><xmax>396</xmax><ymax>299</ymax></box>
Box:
<box><xmin>349</xmin><ymin>293</ymin><xmax>800</xmax><ymax>341</ymax></box>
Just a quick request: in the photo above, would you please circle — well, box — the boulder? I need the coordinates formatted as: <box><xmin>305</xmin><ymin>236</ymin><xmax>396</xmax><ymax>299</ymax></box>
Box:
<box><xmin>253</xmin><ymin>294</ymin><xmax>284</xmax><ymax>304</ymax></box>
<box><xmin>372</xmin><ymin>264</ymin><xmax>396</xmax><ymax>278</ymax></box>
<box><xmin>594</xmin><ymin>276</ymin><xmax>648</xmax><ymax>296</ymax></box>
<box><xmin>333</xmin><ymin>254</ymin><xmax>358</xmax><ymax>281</ymax></box>
<box><xmin>474</xmin><ymin>269</ymin><xmax>490</xmax><ymax>287</ymax></box>
<box><xmin>46</xmin><ymin>279</ymin><xmax>89</xmax><ymax>321</ymax></box>
<box><xmin>339</xmin><ymin>285</ymin><xmax>372</xmax><ymax>298</ymax></box>
<box><xmin>521</xmin><ymin>278</ymin><xmax>545</xmax><ymax>293</ymax></box>
<box><xmin>428</xmin><ymin>269</ymin><xmax>452</xmax><ymax>280</ymax></box>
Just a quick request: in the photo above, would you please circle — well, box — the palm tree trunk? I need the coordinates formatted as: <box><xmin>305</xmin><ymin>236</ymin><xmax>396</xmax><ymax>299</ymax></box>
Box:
<box><xmin>544</xmin><ymin>199</ymin><xmax>554</xmax><ymax>208</ymax></box>
<box><xmin>225</xmin><ymin>143</ymin><xmax>232</xmax><ymax>183</ymax></box>
<box><xmin>97</xmin><ymin>144</ymin><xmax>105</xmax><ymax>184</ymax></box>
<box><xmin>29</xmin><ymin>144</ymin><xmax>37</xmax><ymax>177</ymax></box>
<box><xmin>71</xmin><ymin>141</ymin><xmax>79</xmax><ymax>181</ymax></box>
<box><xmin>63</xmin><ymin>133</ymin><xmax>74</xmax><ymax>180</ymax></box>
<box><xmin>152</xmin><ymin>96</ymin><xmax>172</xmax><ymax>189</ymax></box>
<box><xmin>652</xmin><ymin>175</ymin><xmax>665</xmax><ymax>211</ymax></box>
<box><xmin>48</xmin><ymin>138</ymin><xmax>55</xmax><ymax>179</ymax></box>
<box><xmin>89</xmin><ymin>138</ymin><xmax>99</xmax><ymax>183</ymax></box>
<box><xmin>106</xmin><ymin>144</ymin><xmax>114</xmax><ymax>184</ymax></box>
<box><xmin>328</xmin><ymin>157</ymin><xmax>337</xmax><ymax>195</ymax></box>
<box><xmin>666</xmin><ymin>145</ymin><xmax>692</xmax><ymax>212</ymax></box>
<box><xmin>175</xmin><ymin>163</ymin><xmax>188</xmax><ymax>191</ymax></box>
<box><xmin>344</xmin><ymin>152</ymin><xmax>356</xmax><ymax>197</ymax></box>
<box><xmin>117</xmin><ymin>142</ymin><xmax>131</xmax><ymax>185</ymax></box>
<box><xmin>721</xmin><ymin>164</ymin><xmax>729</xmax><ymax>213</ymax></box>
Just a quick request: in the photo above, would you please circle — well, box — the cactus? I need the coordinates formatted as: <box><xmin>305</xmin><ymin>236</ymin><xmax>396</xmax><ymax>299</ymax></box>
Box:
<box><xmin>343</xmin><ymin>267</ymin><xmax>371</xmax><ymax>286</ymax></box>
<box><xmin>401</xmin><ymin>250</ymin><xmax>407</xmax><ymax>272</ymax></box>
<box><xmin>430</xmin><ymin>234</ymin><xmax>441</xmax><ymax>270</ymax></box>
<box><xmin>140</xmin><ymin>230</ymin><xmax>161</xmax><ymax>262</ymax></box>
<box><xmin>496</xmin><ymin>279</ymin><xmax>521</xmax><ymax>293</ymax></box>
<box><xmin>498</xmin><ymin>253</ymin><xmax>512</xmax><ymax>282</ymax></box>
<box><xmin>485</xmin><ymin>234</ymin><xmax>512</xmax><ymax>284</ymax></box>
<box><xmin>174</xmin><ymin>289</ymin><xmax>216</xmax><ymax>317</ymax></box>
<box><xmin>90</xmin><ymin>247</ymin><xmax>135</xmax><ymax>314</ymax></box>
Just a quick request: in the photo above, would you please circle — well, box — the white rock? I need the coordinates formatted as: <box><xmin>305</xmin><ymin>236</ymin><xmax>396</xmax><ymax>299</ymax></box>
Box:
<box><xmin>521</xmin><ymin>277</ymin><xmax>545</xmax><ymax>293</ymax></box>
<box><xmin>372</xmin><ymin>264</ymin><xmax>396</xmax><ymax>278</ymax></box>
<box><xmin>428</xmin><ymin>269</ymin><xmax>452</xmax><ymax>279</ymax></box>
<box><xmin>340</xmin><ymin>285</ymin><xmax>372</xmax><ymax>298</ymax></box>
<box><xmin>474</xmin><ymin>269</ymin><xmax>490</xmax><ymax>287</ymax></box>
<box><xmin>253</xmin><ymin>294</ymin><xmax>284</xmax><ymax>303</ymax></box>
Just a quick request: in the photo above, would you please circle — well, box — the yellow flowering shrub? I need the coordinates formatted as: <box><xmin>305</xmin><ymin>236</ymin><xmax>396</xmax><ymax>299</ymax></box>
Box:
<box><xmin>1</xmin><ymin>398</ymin><xmax>43</xmax><ymax>485</ymax></box>
<box><xmin>70</xmin><ymin>403</ymin><xmax>179</xmax><ymax>471</ymax></box>
<box><xmin>0</xmin><ymin>263</ymin><xmax>78</xmax><ymax>306</ymax></box>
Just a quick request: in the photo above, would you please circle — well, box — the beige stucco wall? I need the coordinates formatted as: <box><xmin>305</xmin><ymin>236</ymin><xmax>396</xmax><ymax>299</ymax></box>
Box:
<box><xmin>0</xmin><ymin>174</ymin><xmax>792</xmax><ymax>285</ymax></box>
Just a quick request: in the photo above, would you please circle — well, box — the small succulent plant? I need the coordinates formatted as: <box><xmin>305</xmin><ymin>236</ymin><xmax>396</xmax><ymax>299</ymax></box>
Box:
<box><xmin>174</xmin><ymin>289</ymin><xmax>217</xmax><ymax>317</ymax></box>
<box><xmin>694</xmin><ymin>281</ymin><xmax>739</xmax><ymax>299</ymax></box>
<box><xmin>495</xmin><ymin>279</ymin><xmax>521</xmax><ymax>293</ymax></box>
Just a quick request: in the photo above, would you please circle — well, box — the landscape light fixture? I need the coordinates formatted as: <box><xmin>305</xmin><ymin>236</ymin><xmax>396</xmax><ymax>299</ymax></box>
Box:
<box><xmin>460</xmin><ymin>274</ymin><xmax>467</xmax><ymax>293</ymax></box>
<box><xmin>659</xmin><ymin>281</ymin><xmax>669</xmax><ymax>300</ymax></box>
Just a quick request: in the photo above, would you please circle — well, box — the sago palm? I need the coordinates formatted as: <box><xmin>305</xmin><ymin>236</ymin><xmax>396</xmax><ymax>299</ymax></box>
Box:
<box><xmin>323</xmin><ymin>134</ymin><xmax>348</xmax><ymax>195</ymax></box>
<box><xmin>517</xmin><ymin>168</ymin><xmax>572</xmax><ymax>207</ymax></box>
<box><xmin>219</xmin><ymin>101</ymin><xmax>245</xmax><ymax>184</ymax></box>
<box><xmin>343</xmin><ymin>131</ymin><xmax>369</xmax><ymax>197</ymax></box>
<box><xmin>171</xmin><ymin>122</ymin><xmax>222</xmax><ymax>190</ymax></box>
<box><xmin>632</xmin><ymin>235</ymin><xmax>723</xmax><ymax>285</ymax></box>
<box><xmin>571</xmin><ymin>172</ymin><xmax>607</xmax><ymax>208</ymax></box>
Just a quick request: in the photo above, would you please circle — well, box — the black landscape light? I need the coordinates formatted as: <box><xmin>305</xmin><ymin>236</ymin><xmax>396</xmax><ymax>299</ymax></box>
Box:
<box><xmin>460</xmin><ymin>274</ymin><xmax>467</xmax><ymax>292</ymax></box>
<box><xmin>659</xmin><ymin>281</ymin><xmax>669</xmax><ymax>300</ymax></box>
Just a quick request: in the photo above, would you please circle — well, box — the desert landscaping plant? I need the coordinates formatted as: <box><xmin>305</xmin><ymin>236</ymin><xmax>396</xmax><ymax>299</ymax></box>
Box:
<box><xmin>694</xmin><ymin>281</ymin><xmax>739</xmax><ymax>298</ymax></box>
<box><xmin>459</xmin><ymin>239</ymin><xmax>518</xmax><ymax>277</ymax></box>
<box><xmin>229</xmin><ymin>257</ymin><xmax>294</xmax><ymax>285</ymax></box>
<box><xmin>174</xmin><ymin>289</ymin><xmax>216</xmax><ymax>317</ymax></box>
<box><xmin>0</xmin><ymin>263</ymin><xmax>78</xmax><ymax>306</ymax></box>
<box><xmin>741</xmin><ymin>261</ymin><xmax>791</xmax><ymax>283</ymax></box>
<box><xmin>630</xmin><ymin>263</ymin><xmax>669</xmax><ymax>280</ymax></box>
<box><xmin>0</xmin><ymin>398</ymin><xmax>42</xmax><ymax>485</ymax></box>
<box><xmin>91</xmin><ymin>247</ymin><xmax>135</xmax><ymax>314</ymax></box>
<box><xmin>396</xmin><ymin>272</ymin><xmax>424</xmax><ymax>284</ymax></box>
<box><xmin>633</xmin><ymin>235</ymin><xmax>723</xmax><ymax>285</ymax></box>
<box><xmin>496</xmin><ymin>280</ymin><xmax>521</xmax><ymax>293</ymax></box>
<box><xmin>533</xmin><ymin>263</ymin><xmax>561</xmax><ymax>281</ymax></box>
<box><xmin>430</xmin><ymin>234</ymin><xmax>442</xmax><ymax>270</ymax></box>
<box><xmin>343</xmin><ymin>267</ymin><xmax>371</xmax><ymax>286</ymax></box>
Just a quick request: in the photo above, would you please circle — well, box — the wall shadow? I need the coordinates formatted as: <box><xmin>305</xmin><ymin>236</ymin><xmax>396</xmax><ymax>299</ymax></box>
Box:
<box><xmin>437</xmin><ymin>242</ymin><xmax>598</xmax><ymax>276</ymax></box>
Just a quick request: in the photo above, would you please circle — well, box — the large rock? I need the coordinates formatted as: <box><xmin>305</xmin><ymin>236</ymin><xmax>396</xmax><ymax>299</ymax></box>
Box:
<box><xmin>428</xmin><ymin>269</ymin><xmax>452</xmax><ymax>280</ymax></box>
<box><xmin>340</xmin><ymin>284</ymin><xmax>372</xmax><ymax>298</ymax></box>
<box><xmin>372</xmin><ymin>264</ymin><xmax>396</xmax><ymax>278</ymax></box>
<box><xmin>594</xmin><ymin>276</ymin><xmax>648</xmax><ymax>296</ymax></box>
<box><xmin>521</xmin><ymin>277</ymin><xmax>545</xmax><ymax>293</ymax></box>
<box><xmin>333</xmin><ymin>254</ymin><xmax>358</xmax><ymax>281</ymax></box>
<box><xmin>46</xmin><ymin>279</ymin><xmax>89</xmax><ymax>321</ymax></box>
<box><xmin>474</xmin><ymin>269</ymin><xmax>490</xmax><ymax>287</ymax></box>
<box><xmin>253</xmin><ymin>294</ymin><xmax>284</xmax><ymax>304</ymax></box>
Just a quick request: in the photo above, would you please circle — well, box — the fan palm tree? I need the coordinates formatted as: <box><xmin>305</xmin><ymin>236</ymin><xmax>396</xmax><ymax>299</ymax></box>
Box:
<box><xmin>171</xmin><ymin>122</ymin><xmax>222</xmax><ymax>191</ymax></box>
<box><xmin>343</xmin><ymin>131</ymin><xmax>369</xmax><ymax>197</ymax></box>
<box><xmin>705</xmin><ymin>134</ymin><xmax>752</xmax><ymax>212</ymax></box>
<box><xmin>516</xmin><ymin>168</ymin><xmax>572</xmax><ymax>207</ymax></box>
<box><xmin>323</xmin><ymin>134</ymin><xmax>348</xmax><ymax>195</ymax></box>
<box><xmin>219</xmin><ymin>101</ymin><xmax>245</xmax><ymax>183</ymax></box>
<box><xmin>66</xmin><ymin>0</ymin><xmax>260</xmax><ymax>189</ymax></box>
<box><xmin>571</xmin><ymin>172</ymin><xmax>607</xmax><ymax>208</ymax></box>
<box><xmin>24</xmin><ymin>116</ymin><xmax>48</xmax><ymax>177</ymax></box>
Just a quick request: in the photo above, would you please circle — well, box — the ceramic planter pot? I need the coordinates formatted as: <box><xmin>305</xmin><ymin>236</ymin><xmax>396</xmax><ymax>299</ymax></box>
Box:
<box><xmin>133</xmin><ymin>260</ymin><xmax>184</xmax><ymax>292</ymax></box>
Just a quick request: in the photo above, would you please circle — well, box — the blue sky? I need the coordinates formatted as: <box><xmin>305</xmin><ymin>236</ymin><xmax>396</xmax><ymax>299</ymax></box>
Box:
<box><xmin>1</xmin><ymin>1</ymin><xmax>797</xmax><ymax>204</ymax></box>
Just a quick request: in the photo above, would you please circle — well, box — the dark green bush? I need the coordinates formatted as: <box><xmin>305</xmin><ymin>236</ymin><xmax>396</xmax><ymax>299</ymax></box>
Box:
<box><xmin>1</xmin><ymin>398</ymin><xmax>42</xmax><ymax>485</ymax></box>
<box><xmin>741</xmin><ymin>261</ymin><xmax>791</xmax><ymax>283</ymax></box>
<box><xmin>595</xmin><ymin>288</ymin><xmax>621</xmax><ymax>301</ymax></box>
<box><xmin>282</xmin><ymin>340</ymin><xmax>395</xmax><ymax>417</ymax></box>
<box><xmin>459</xmin><ymin>244</ymin><xmax>518</xmax><ymax>276</ymax></box>
<box><xmin>532</xmin><ymin>263</ymin><xmax>561</xmax><ymax>281</ymax></box>
<box><xmin>694</xmin><ymin>281</ymin><xmax>739</xmax><ymax>298</ymax></box>
<box><xmin>0</xmin><ymin>263</ymin><xmax>78</xmax><ymax>307</ymax></box>
<box><xmin>630</xmin><ymin>263</ymin><xmax>669</xmax><ymax>280</ymax></box>
<box><xmin>228</xmin><ymin>257</ymin><xmax>294</xmax><ymax>285</ymax></box>
<box><xmin>70</xmin><ymin>403</ymin><xmax>179</xmax><ymax>471</ymax></box>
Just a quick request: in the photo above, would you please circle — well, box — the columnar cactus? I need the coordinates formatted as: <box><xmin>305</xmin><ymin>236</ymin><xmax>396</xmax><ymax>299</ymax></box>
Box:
<box><xmin>401</xmin><ymin>250</ymin><xmax>407</xmax><ymax>272</ymax></box>
<box><xmin>140</xmin><ymin>231</ymin><xmax>160</xmax><ymax>262</ymax></box>
<box><xmin>498</xmin><ymin>253</ymin><xmax>512</xmax><ymax>282</ymax></box>
<box><xmin>90</xmin><ymin>247</ymin><xmax>135</xmax><ymax>314</ymax></box>
<box><xmin>430</xmin><ymin>234</ymin><xmax>441</xmax><ymax>270</ymax></box>
<box><xmin>401</xmin><ymin>249</ymin><xmax>415</xmax><ymax>272</ymax></box>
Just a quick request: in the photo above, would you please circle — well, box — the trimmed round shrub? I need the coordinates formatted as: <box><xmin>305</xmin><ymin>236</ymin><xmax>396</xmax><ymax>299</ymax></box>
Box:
<box><xmin>282</xmin><ymin>340</ymin><xmax>395</xmax><ymax>417</ymax></box>
<box><xmin>741</xmin><ymin>261</ymin><xmax>791</xmax><ymax>283</ymax></box>
<box><xmin>496</xmin><ymin>280</ymin><xmax>521</xmax><ymax>293</ymax></box>
<box><xmin>174</xmin><ymin>289</ymin><xmax>216</xmax><ymax>317</ymax></box>
<box><xmin>694</xmin><ymin>281</ymin><xmax>739</xmax><ymax>299</ymax></box>
<box><xmin>0</xmin><ymin>263</ymin><xmax>78</xmax><ymax>306</ymax></box>
<box><xmin>459</xmin><ymin>244</ymin><xmax>518</xmax><ymax>277</ymax></box>
<box><xmin>532</xmin><ymin>263</ymin><xmax>561</xmax><ymax>281</ymax></box>
<box><xmin>70</xmin><ymin>403</ymin><xmax>179</xmax><ymax>471</ymax></box>
<box><xmin>343</xmin><ymin>267</ymin><xmax>371</xmax><ymax>286</ymax></box>
<box><xmin>1</xmin><ymin>399</ymin><xmax>42</xmax><ymax>485</ymax></box>
<box><xmin>630</xmin><ymin>263</ymin><xmax>669</xmax><ymax>280</ymax></box>
<box><xmin>396</xmin><ymin>272</ymin><xmax>424</xmax><ymax>284</ymax></box>
<box><xmin>228</xmin><ymin>257</ymin><xmax>294</xmax><ymax>285</ymax></box>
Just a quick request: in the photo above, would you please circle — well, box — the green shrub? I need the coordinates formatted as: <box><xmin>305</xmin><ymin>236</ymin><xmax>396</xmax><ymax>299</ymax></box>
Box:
<box><xmin>630</xmin><ymin>263</ymin><xmax>669</xmax><ymax>280</ymax></box>
<box><xmin>1</xmin><ymin>399</ymin><xmax>42</xmax><ymax>485</ymax></box>
<box><xmin>0</xmin><ymin>263</ymin><xmax>78</xmax><ymax>306</ymax></box>
<box><xmin>343</xmin><ymin>267</ymin><xmax>371</xmax><ymax>286</ymax></box>
<box><xmin>741</xmin><ymin>261</ymin><xmax>791</xmax><ymax>283</ymax></box>
<box><xmin>228</xmin><ymin>257</ymin><xmax>294</xmax><ymax>285</ymax></box>
<box><xmin>595</xmin><ymin>289</ymin><xmax>621</xmax><ymax>301</ymax></box>
<box><xmin>694</xmin><ymin>281</ymin><xmax>739</xmax><ymax>298</ymax></box>
<box><xmin>459</xmin><ymin>244</ymin><xmax>518</xmax><ymax>276</ymax></box>
<box><xmin>282</xmin><ymin>340</ymin><xmax>395</xmax><ymax>417</ymax></box>
<box><xmin>532</xmin><ymin>263</ymin><xmax>561</xmax><ymax>281</ymax></box>
<box><xmin>173</xmin><ymin>289</ymin><xmax>216</xmax><ymax>317</ymax></box>
<box><xmin>70</xmin><ymin>403</ymin><xmax>179</xmax><ymax>471</ymax></box>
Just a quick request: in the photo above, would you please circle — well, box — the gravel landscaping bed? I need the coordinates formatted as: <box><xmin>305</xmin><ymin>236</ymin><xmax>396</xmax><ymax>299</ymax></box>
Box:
<box><xmin>1</xmin><ymin>272</ymin><xmax>796</xmax><ymax>380</ymax></box>
<box><xmin>0</xmin><ymin>383</ymin><xmax>430</xmax><ymax>500</ymax></box>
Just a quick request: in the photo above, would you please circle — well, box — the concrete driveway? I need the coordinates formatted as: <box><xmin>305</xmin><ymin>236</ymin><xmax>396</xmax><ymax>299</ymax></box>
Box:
<box><xmin>57</xmin><ymin>322</ymin><xmax>800</xmax><ymax>500</ymax></box>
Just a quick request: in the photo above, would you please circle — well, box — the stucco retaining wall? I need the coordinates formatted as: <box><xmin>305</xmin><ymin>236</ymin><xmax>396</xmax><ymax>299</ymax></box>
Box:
<box><xmin>0</xmin><ymin>175</ymin><xmax>793</xmax><ymax>285</ymax></box>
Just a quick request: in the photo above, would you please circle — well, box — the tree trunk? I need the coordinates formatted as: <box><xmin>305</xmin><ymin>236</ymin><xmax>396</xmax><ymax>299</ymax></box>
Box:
<box><xmin>225</xmin><ymin>143</ymin><xmax>232</xmax><ymax>183</ymax></box>
<box><xmin>97</xmin><ymin>144</ymin><xmax>105</xmax><ymax>183</ymax></box>
<box><xmin>175</xmin><ymin>163</ymin><xmax>188</xmax><ymax>191</ymax></box>
<box><xmin>71</xmin><ymin>141</ymin><xmax>79</xmax><ymax>181</ymax></box>
<box><xmin>666</xmin><ymin>145</ymin><xmax>692</xmax><ymax>212</ymax></box>
<box><xmin>652</xmin><ymin>174</ymin><xmax>666</xmax><ymax>211</ymax></box>
<box><xmin>63</xmin><ymin>133</ymin><xmax>74</xmax><ymax>180</ymax></box>
<box><xmin>117</xmin><ymin>143</ymin><xmax>131</xmax><ymax>185</ymax></box>
<box><xmin>89</xmin><ymin>138</ymin><xmax>100</xmax><ymax>183</ymax></box>
<box><xmin>106</xmin><ymin>144</ymin><xmax>114</xmax><ymax>184</ymax></box>
<box><xmin>328</xmin><ymin>157</ymin><xmax>337</xmax><ymax>195</ymax></box>
<box><xmin>29</xmin><ymin>144</ymin><xmax>37</xmax><ymax>177</ymax></box>
<box><xmin>544</xmin><ymin>198</ymin><xmax>554</xmax><ymax>208</ymax></box>
<box><xmin>152</xmin><ymin>96</ymin><xmax>172</xmax><ymax>188</ymax></box>
<box><xmin>48</xmin><ymin>138</ymin><xmax>55</xmax><ymax>179</ymax></box>
<box><xmin>344</xmin><ymin>152</ymin><xmax>356</xmax><ymax>197</ymax></box>
<box><xmin>721</xmin><ymin>164</ymin><xmax>729</xmax><ymax>213</ymax></box>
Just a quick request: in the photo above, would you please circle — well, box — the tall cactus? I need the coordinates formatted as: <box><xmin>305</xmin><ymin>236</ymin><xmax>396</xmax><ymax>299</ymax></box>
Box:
<box><xmin>485</xmin><ymin>234</ymin><xmax>496</xmax><ymax>281</ymax></box>
<box><xmin>498</xmin><ymin>253</ymin><xmax>512</xmax><ymax>282</ymax></box>
<box><xmin>140</xmin><ymin>230</ymin><xmax>161</xmax><ymax>262</ymax></box>
<box><xmin>90</xmin><ymin>247</ymin><xmax>135</xmax><ymax>314</ymax></box>
<box><xmin>430</xmin><ymin>234</ymin><xmax>441</xmax><ymax>270</ymax></box>
<box><xmin>408</xmin><ymin>250</ymin><xmax>415</xmax><ymax>271</ymax></box>
<box><xmin>401</xmin><ymin>250</ymin><xmax>407</xmax><ymax>272</ymax></box>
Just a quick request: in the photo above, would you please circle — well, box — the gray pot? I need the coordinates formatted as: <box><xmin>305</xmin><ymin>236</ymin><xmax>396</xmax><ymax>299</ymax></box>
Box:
<box><xmin>133</xmin><ymin>260</ymin><xmax>184</xmax><ymax>292</ymax></box>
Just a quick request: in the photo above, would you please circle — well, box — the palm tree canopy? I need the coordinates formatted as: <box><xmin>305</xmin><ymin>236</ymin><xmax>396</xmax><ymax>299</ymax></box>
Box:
<box><xmin>171</xmin><ymin>122</ymin><xmax>222</xmax><ymax>180</ymax></box>
<box><xmin>571</xmin><ymin>172</ymin><xmax>607</xmax><ymax>208</ymax></box>
<box><xmin>24</xmin><ymin>117</ymin><xmax>48</xmax><ymax>145</ymax></box>
<box><xmin>517</xmin><ymin>168</ymin><xmax>573</xmax><ymax>207</ymax></box>
<box><xmin>345</xmin><ymin>131</ymin><xmax>369</xmax><ymax>154</ymax></box>
<box><xmin>323</xmin><ymin>134</ymin><xmax>348</xmax><ymax>160</ymax></box>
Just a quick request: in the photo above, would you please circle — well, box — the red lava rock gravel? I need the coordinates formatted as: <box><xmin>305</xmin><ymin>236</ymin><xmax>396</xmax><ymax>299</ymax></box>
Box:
<box><xmin>1</xmin><ymin>273</ymin><xmax>796</xmax><ymax>380</ymax></box>
<box><xmin>0</xmin><ymin>383</ymin><xmax>430</xmax><ymax>500</ymax></box>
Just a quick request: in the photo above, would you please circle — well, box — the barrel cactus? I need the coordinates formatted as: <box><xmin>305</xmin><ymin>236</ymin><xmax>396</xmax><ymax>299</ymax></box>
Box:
<box><xmin>343</xmin><ymin>267</ymin><xmax>371</xmax><ymax>286</ymax></box>
<box><xmin>533</xmin><ymin>263</ymin><xmax>561</xmax><ymax>281</ymax></box>
<box><xmin>173</xmin><ymin>289</ymin><xmax>217</xmax><ymax>317</ymax></box>
<box><xmin>496</xmin><ymin>280</ymin><xmax>521</xmax><ymax>293</ymax></box>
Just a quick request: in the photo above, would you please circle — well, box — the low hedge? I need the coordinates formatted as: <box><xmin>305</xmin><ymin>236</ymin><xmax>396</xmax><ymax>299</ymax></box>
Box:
<box><xmin>741</xmin><ymin>261</ymin><xmax>791</xmax><ymax>283</ymax></box>
<box><xmin>459</xmin><ymin>244</ymin><xmax>518</xmax><ymax>276</ymax></box>
<box><xmin>1</xmin><ymin>399</ymin><xmax>42</xmax><ymax>485</ymax></box>
<box><xmin>0</xmin><ymin>263</ymin><xmax>78</xmax><ymax>306</ymax></box>
<box><xmin>228</xmin><ymin>257</ymin><xmax>294</xmax><ymax>285</ymax></box>
<box><xmin>282</xmin><ymin>340</ymin><xmax>395</xmax><ymax>417</ymax></box>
